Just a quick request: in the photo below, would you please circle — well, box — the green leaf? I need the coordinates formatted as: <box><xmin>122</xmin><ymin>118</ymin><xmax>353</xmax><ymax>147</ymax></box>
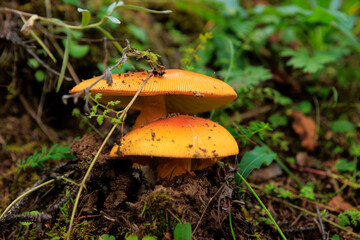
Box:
<box><xmin>94</xmin><ymin>93</ymin><xmax>102</xmax><ymax>100</ymax></box>
<box><xmin>142</xmin><ymin>236</ymin><xmax>156</xmax><ymax>240</ymax></box>
<box><xmin>235</xmin><ymin>146</ymin><xmax>276</xmax><ymax>185</ymax></box>
<box><xmin>269</xmin><ymin>113</ymin><xmax>288</xmax><ymax>128</ymax></box>
<box><xmin>105</xmin><ymin>16</ymin><xmax>121</xmax><ymax>24</ymax></box>
<box><xmin>35</xmin><ymin>70</ymin><xmax>45</xmax><ymax>82</ymax></box>
<box><xmin>227</xmin><ymin>66</ymin><xmax>272</xmax><ymax>89</ymax></box>
<box><xmin>28</xmin><ymin>58</ymin><xmax>39</xmax><ymax>68</ymax></box>
<box><xmin>97</xmin><ymin>116</ymin><xmax>104</xmax><ymax>125</ymax></box>
<box><xmin>20</xmin><ymin>211</ymin><xmax>40</xmax><ymax>226</ymax></box>
<box><xmin>174</xmin><ymin>222</ymin><xmax>192</xmax><ymax>240</ymax></box>
<box><xmin>64</xmin><ymin>40</ymin><xmax>89</xmax><ymax>58</ymax></box>
<box><xmin>281</xmin><ymin>48</ymin><xmax>340</xmax><ymax>73</ymax></box>
<box><xmin>330</xmin><ymin>120</ymin><xmax>355</xmax><ymax>132</ymax></box>
<box><xmin>299</xmin><ymin>183</ymin><xmax>315</xmax><ymax>200</ymax></box>
<box><xmin>106</xmin><ymin>2</ymin><xmax>117</xmax><ymax>15</ymax></box>
<box><xmin>125</xmin><ymin>236</ymin><xmax>138</xmax><ymax>240</ymax></box>
<box><xmin>116</xmin><ymin>4</ymin><xmax>172</xmax><ymax>14</ymax></box>
<box><xmin>77</xmin><ymin>8</ymin><xmax>91</xmax><ymax>26</ymax></box>
<box><xmin>335</xmin><ymin>159</ymin><xmax>356</xmax><ymax>172</ymax></box>
<box><xmin>56</xmin><ymin>29</ymin><xmax>71</xmax><ymax>92</ymax></box>
<box><xmin>295</xmin><ymin>101</ymin><xmax>313</xmax><ymax>114</ymax></box>
<box><xmin>99</xmin><ymin>234</ymin><xmax>116</xmax><ymax>240</ymax></box>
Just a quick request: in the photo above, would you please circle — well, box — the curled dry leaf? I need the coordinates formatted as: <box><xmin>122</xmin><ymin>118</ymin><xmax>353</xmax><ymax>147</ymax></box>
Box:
<box><xmin>291</xmin><ymin>111</ymin><xmax>317</xmax><ymax>151</ymax></box>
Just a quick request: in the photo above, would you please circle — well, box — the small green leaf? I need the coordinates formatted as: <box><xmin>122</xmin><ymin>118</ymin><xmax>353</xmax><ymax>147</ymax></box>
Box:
<box><xmin>28</xmin><ymin>58</ymin><xmax>39</xmax><ymax>68</ymax></box>
<box><xmin>107</xmin><ymin>2</ymin><xmax>117</xmax><ymax>15</ymax></box>
<box><xmin>20</xmin><ymin>211</ymin><xmax>40</xmax><ymax>226</ymax></box>
<box><xmin>97</xmin><ymin>116</ymin><xmax>104</xmax><ymax>125</ymax></box>
<box><xmin>105</xmin><ymin>16</ymin><xmax>121</xmax><ymax>24</ymax></box>
<box><xmin>269</xmin><ymin>113</ymin><xmax>288</xmax><ymax>128</ymax></box>
<box><xmin>125</xmin><ymin>235</ymin><xmax>138</xmax><ymax>240</ymax></box>
<box><xmin>174</xmin><ymin>222</ymin><xmax>192</xmax><ymax>240</ymax></box>
<box><xmin>142</xmin><ymin>236</ymin><xmax>156</xmax><ymax>240</ymax></box>
<box><xmin>94</xmin><ymin>93</ymin><xmax>102</xmax><ymax>100</ymax></box>
<box><xmin>35</xmin><ymin>70</ymin><xmax>45</xmax><ymax>82</ymax></box>
<box><xmin>299</xmin><ymin>183</ymin><xmax>315</xmax><ymax>200</ymax></box>
<box><xmin>236</xmin><ymin>146</ymin><xmax>276</xmax><ymax>185</ymax></box>
<box><xmin>77</xmin><ymin>8</ymin><xmax>91</xmax><ymax>26</ymax></box>
<box><xmin>99</xmin><ymin>234</ymin><xmax>116</xmax><ymax>240</ymax></box>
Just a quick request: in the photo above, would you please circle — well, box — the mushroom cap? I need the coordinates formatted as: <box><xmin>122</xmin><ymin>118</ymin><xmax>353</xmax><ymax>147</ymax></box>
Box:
<box><xmin>109</xmin><ymin>115</ymin><xmax>239</xmax><ymax>160</ymax></box>
<box><xmin>70</xmin><ymin>69</ymin><xmax>237</xmax><ymax>114</ymax></box>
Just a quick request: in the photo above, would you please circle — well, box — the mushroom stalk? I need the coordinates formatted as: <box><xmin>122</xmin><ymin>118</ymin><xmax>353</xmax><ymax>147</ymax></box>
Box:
<box><xmin>157</xmin><ymin>158</ymin><xmax>195</xmax><ymax>179</ymax></box>
<box><xmin>133</xmin><ymin>95</ymin><xmax>167</xmax><ymax>128</ymax></box>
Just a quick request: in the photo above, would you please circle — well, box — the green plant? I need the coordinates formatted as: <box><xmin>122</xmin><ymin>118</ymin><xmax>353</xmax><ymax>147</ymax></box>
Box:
<box><xmin>87</xmin><ymin>93</ymin><xmax>122</xmax><ymax>125</ymax></box>
<box><xmin>228</xmin><ymin>122</ymin><xmax>273</xmax><ymax>146</ymax></box>
<box><xmin>235</xmin><ymin>146</ymin><xmax>276</xmax><ymax>185</ymax></box>
<box><xmin>100</xmin><ymin>234</ymin><xmax>116</xmax><ymax>240</ymax></box>
<box><xmin>17</xmin><ymin>144</ymin><xmax>75</xmax><ymax>171</ymax></box>
<box><xmin>299</xmin><ymin>183</ymin><xmax>315</xmax><ymax>200</ymax></box>
<box><xmin>174</xmin><ymin>222</ymin><xmax>192</xmax><ymax>240</ymax></box>
<box><xmin>338</xmin><ymin>209</ymin><xmax>360</xmax><ymax>227</ymax></box>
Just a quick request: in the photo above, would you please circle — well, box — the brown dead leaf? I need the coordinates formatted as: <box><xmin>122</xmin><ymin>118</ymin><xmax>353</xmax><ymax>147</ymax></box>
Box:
<box><xmin>291</xmin><ymin>111</ymin><xmax>317</xmax><ymax>151</ymax></box>
<box><xmin>328</xmin><ymin>195</ymin><xmax>355</xmax><ymax>213</ymax></box>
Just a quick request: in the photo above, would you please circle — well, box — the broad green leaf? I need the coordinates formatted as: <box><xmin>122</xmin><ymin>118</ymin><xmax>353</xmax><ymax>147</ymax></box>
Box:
<box><xmin>105</xmin><ymin>16</ymin><xmax>121</xmax><ymax>24</ymax></box>
<box><xmin>330</xmin><ymin>120</ymin><xmax>355</xmax><ymax>132</ymax></box>
<box><xmin>235</xmin><ymin>146</ymin><xmax>276</xmax><ymax>185</ymax></box>
<box><xmin>174</xmin><ymin>222</ymin><xmax>192</xmax><ymax>240</ymax></box>
<box><xmin>77</xmin><ymin>8</ymin><xmax>91</xmax><ymax>26</ymax></box>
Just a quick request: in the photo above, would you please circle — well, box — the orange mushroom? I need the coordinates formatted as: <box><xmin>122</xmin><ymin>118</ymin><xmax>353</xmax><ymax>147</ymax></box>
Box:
<box><xmin>70</xmin><ymin>69</ymin><xmax>237</xmax><ymax>128</ymax></box>
<box><xmin>109</xmin><ymin>115</ymin><xmax>239</xmax><ymax>179</ymax></box>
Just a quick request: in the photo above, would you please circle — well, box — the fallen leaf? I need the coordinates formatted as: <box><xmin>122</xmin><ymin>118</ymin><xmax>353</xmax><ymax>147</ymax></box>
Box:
<box><xmin>249</xmin><ymin>163</ymin><xmax>283</xmax><ymax>181</ymax></box>
<box><xmin>291</xmin><ymin>111</ymin><xmax>317</xmax><ymax>151</ymax></box>
<box><xmin>328</xmin><ymin>195</ymin><xmax>355</xmax><ymax>213</ymax></box>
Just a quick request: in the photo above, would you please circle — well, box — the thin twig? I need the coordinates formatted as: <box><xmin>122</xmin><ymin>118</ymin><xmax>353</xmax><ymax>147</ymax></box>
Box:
<box><xmin>316</xmin><ymin>206</ymin><xmax>326</xmax><ymax>240</ymax></box>
<box><xmin>19</xmin><ymin>94</ymin><xmax>57</xmax><ymax>141</ymax></box>
<box><xmin>25</xmin><ymin>48</ymin><xmax>72</xmax><ymax>81</ymax></box>
<box><xmin>193</xmin><ymin>184</ymin><xmax>225</xmax><ymax>234</ymax></box>
<box><xmin>65</xmin><ymin>71</ymin><xmax>153</xmax><ymax>239</ymax></box>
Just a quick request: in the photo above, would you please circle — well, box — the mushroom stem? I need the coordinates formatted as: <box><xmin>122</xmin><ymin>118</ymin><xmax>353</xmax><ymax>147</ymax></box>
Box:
<box><xmin>133</xmin><ymin>95</ymin><xmax>167</xmax><ymax>128</ymax></box>
<box><xmin>157</xmin><ymin>158</ymin><xmax>195</xmax><ymax>179</ymax></box>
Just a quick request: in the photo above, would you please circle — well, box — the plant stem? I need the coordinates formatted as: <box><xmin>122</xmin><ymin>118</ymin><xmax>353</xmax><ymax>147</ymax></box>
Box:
<box><xmin>0</xmin><ymin>179</ymin><xmax>55</xmax><ymax>219</ymax></box>
<box><xmin>237</xmin><ymin>173</ymin><xmax>287</xmax><ymax>240</ymax></box>
<box><xmin>66</xmin><ymin>73</ymin><xmax>153</xmax><ymax>239</ymax></box>
<box><xmin>228</xmin><ymin>200</ymin><xmax>236</xmax><ymax>240</ymax></box>
<box><xmin>66</xmin><ymin>121</ymin><xmax>118</xmax><ymax>239</ymax></box>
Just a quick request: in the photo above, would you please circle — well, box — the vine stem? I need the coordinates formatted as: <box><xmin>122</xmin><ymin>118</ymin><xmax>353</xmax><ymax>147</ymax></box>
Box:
<box><xmin>66</xmin><ymin>73</ymin><xmax>153</xmax><ymax>239</ymax></box>
<box><xmin>236</xmin><ymin>173</ymin><xmax>287</xmax><ymax>240</ymax></box>
<box><xmin>0</xmin><ymin>179</ymin><xmax>55</xmax><ymax>219</ymax></box>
